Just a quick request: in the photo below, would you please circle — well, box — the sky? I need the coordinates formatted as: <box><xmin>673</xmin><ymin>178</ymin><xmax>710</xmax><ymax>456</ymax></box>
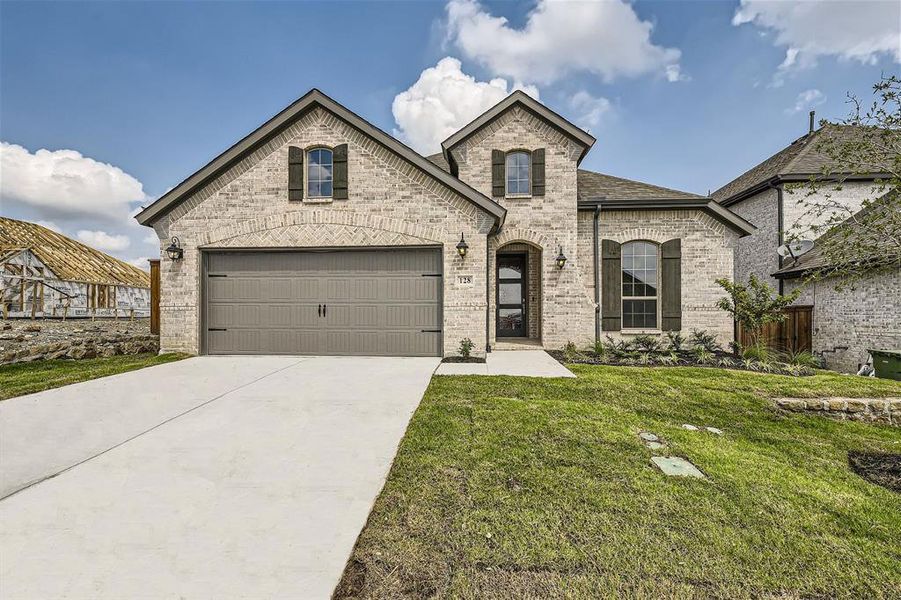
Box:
<box><xmin>1</xmin><ymin>0</ymin><xmax>899</xmax><ymax>269</ymax></box>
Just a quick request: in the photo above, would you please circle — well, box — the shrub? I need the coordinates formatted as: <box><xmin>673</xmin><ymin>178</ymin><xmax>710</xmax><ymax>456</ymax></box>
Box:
<box><xmin>632</xmin><ymin>334</ymin><xmax>662</xmax><ymax>353</ymax></box>
<box><xmin>785</xmin><ymin>349</ymin><xmax>821</xmax><ymax>368</ymax></box>
<box><xmin>604</xmin><ymin>335</ymin><xmax>634</xmax><ymax>358</ymax></box>
<box><xmin>665</xmin><ymin>331</ymin><xmax>685</xmax><ymax>352</ymax></box>
<box><xmin>741</xmin><ymin>342</ymin><xmax>773</xmax><ymax>363</ymax></box>
<box><xmin>563</xmin><ymin>341</ymin><xmax>580</xmax><ymax>361</ymax></box>
<box><xmin>689</xmin><ymin>329</ymin><xmax>722</xmax><ymax>353</ymax></box>
<box><xmin>693</xmin><ymin>347</ymin><xmax>715</xmax><ymax>364</ymax></box>
<box><xmin>458</xmin><ymin>338</ymin><xmax>474</xmax><ymax>358</ymax></box>
<box><xmin>716</xmin><ymin>274</ymin><xmax>801</xmax><ymax>346</ymax></box>
<box><xmin>591</xmin><ymin>338</ymin><xmax>607</xmax><ymax>357</ymax></box>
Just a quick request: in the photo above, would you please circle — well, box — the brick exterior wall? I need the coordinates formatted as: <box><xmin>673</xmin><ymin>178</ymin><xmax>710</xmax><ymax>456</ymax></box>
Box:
<box><xmin>450</xmin><ymin>106</ymin><xmax>596</xmax><ymax>349</ymax></box>
<box><xmin>729</xmin><ymin>187</ymin><xmax>780</xmax><ymax>289</ymax></box>
<box><xmin>154</xmin><ymin>107</ymin><xmax>493</xmax><ymax>356</ymax></box>
<box><xmin>784</xmin><ymin>270</ymin><xmax>901</xmax><ymax>374</ymax></box>
<box><xmin>782</xmin><ymin>180</ymin><xmax>874</xmax><ymax>240</ymax></box>
<box><xmin>595</xmin><ymin>209</ymin><xmax>740</xmax><ymax>346</ymax></box>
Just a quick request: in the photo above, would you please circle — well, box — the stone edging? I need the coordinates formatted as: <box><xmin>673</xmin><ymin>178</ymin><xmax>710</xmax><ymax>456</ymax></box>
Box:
<box><xmin>775</xmin><ymin>397</ymin><xmax>901</xmax><ymax>426</ymax></box>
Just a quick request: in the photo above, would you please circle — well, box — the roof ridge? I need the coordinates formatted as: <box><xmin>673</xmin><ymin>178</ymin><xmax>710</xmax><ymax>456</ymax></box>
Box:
<box><xmin>781</xmin><ymin>127</ymin><xmax>823</xmax><ymax>175</ymax></box>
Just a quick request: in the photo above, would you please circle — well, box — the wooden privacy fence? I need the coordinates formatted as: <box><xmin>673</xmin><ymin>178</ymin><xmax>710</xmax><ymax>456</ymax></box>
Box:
<box><xmin>737</xmin><ymin>305</ymin><xmax>813</xmax><ymax>354</ymax></box>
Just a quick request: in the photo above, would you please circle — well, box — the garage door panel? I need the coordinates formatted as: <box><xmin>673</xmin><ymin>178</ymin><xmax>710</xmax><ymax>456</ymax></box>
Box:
<box><xmin>205</xmin><ymin>249</ymin><xmax>442</xmax><ymax>356</ymax></box>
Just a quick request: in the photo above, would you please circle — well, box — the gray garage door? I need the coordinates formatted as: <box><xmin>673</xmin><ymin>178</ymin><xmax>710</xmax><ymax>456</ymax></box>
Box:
<box><xmin>203</xmin><ymin>248</ymin><xmax>442</xmax><ymax>356</ymax></box>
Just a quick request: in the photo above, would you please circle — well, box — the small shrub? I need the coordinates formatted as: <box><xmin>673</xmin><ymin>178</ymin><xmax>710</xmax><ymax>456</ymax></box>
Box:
<box><xmin>632</xmin><ymin>334</ymin><xmax>662</xmax><ymax>353</ymax></box>
<box><xmin>604</xmin><ymin>335</ymin><xmax>635</xmax><ymax>358</ymax></box>
<box><xmin>693</xmin><ymin>347</ymin><xmax>715</xmax><ymax>364</ymax></box>
<box><xmin>658</xmin><ymin>352</ymin><xmax>681</xmax><ymax>366</ymax></box>
<box><xmin>689</xmin><ymin>329</ymin><xmax>722</xmax><ymax>353</ymax></box>
<box><xmin>717</xmin><ymin>357</ymin><xmax>737</xmax><ymax>369</ymax></box>
<box><xmin>785</xmin><ymin>349</ymin><xmax>821</xmax><ymax>368</ymax></box>
<box><xmin>459</xmin><ymin>338</ymin><xmax>474</xmax><ymax>358</ymax></box>
<box><xmin>741</xmin><ymin>342</ymin><xmax>773</xmax><ymax>363</ymax></box>
<box><xmin>563</xmin><ymin>341</ymin><xmax>580</xmax><ymax>361</ymax></box>
<box><xmin>665</xmin><ymin>331</ymin><xmax>685</xmax><ymax>352</ymax></box>
<box><xmin>591</xmin><ymin>338</ymin><xmax>607</xmax><ymax>357</ymax></box>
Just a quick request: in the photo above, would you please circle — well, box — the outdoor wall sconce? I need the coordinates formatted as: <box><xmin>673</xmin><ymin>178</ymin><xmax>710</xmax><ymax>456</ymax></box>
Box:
<box><xmin>555</xmin><ymin>246</ymin><xmax>567</xmax><ymax>269</ymax></box>
<box><xmin>456</xmin><ymin>233</ymin><xmax>469</xmax><ymax>258</ymax></box>
<box><xmin>165</xmin><ymin>237</ymin><xmax>184</xmax><ymax>261</ymax></box>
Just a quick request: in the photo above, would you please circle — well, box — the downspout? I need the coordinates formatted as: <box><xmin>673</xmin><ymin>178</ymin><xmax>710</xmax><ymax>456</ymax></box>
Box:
<box><xmin>485</xmin><ymin>232</ymin><xmax>492</xmax><ymax>353</ymax></box>
<box><xmin>776</xmin><ymin>185</ymin><xmax>785</xmax><ymax>295</ymax></box>
<box><xmin>593</xmin><ymin>206</ymin><xmax>601</xmax><ymax>344</ymax></box>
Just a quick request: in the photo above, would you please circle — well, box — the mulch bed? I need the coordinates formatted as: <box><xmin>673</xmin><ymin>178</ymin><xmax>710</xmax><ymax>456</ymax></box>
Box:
<box><xmin>546</xmin><ymin>349</ymin><xmax>814</xmax><ymax>376</ymax></box>
<box><xmin>441</xmin><ymin>356</ymin><xmax>486</xmax><ymax>363</ymax></box>
<box><xmin>848</xmin><ymin>451</ymin><xmax>901</xmax><ymax>493</ymax></box>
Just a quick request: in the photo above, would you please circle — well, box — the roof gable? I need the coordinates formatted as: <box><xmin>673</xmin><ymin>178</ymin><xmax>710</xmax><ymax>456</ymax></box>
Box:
<box><xmin>0</xmin><ymin>217</ymin><xmax>150</xmax><ymax>287</ymax></box>
<box><xmin>135</xmin><ymin>89</ymin><xmax>505</xmax><ymax>227</ymax></box>
<box><xmin>440</xmin><ymin>91</ymin><xmax>596</xmax><ymax>164</ymax></box>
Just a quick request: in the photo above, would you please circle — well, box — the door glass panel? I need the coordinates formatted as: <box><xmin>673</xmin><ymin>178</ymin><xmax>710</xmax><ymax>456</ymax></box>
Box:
<box><xmin>499</xmin><ymin>263</ymin><xmax>522</xmax><ymax>279</ymax></box>
<box><xmin>498</xmin><ymin>308</ymin><xmax>523</xmax><ymax>331</ymax></box>
<box><xmin>499</xmin><ymin>282</ymin><xmax>521</xmax><ymax>304</ymax></box>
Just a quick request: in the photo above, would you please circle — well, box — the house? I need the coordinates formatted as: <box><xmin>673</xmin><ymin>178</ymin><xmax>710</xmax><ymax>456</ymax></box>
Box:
<box><xmin>713</xmin><ymin>120</ymin><xmax>900</xmax><ymax>373</ymax></box>
<box><xmin>0</xmin><ymin>217</ymin><xmax>151</xmax><ymax>319</ymax></box>
<box><xmin>136</xmin><ymin>89</ymin><xmax>753</xmax><ymax>357</ymax></box>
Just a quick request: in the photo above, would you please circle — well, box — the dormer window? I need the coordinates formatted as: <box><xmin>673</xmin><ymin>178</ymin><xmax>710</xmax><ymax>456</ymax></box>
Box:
<box><xmin>307</xmin><ymin>148</ymin><xmax>333</xmax><ymax>198</ymax></box>
<box><xmin>506</xmin><ymin>151</ymin><xmax>531</xmax><ymax>196</ymax></box>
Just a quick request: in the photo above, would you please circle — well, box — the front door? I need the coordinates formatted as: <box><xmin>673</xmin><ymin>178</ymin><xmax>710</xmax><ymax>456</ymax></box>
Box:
<box><xmin>496</xmin><ymin>253</ymin><xmax>527</xmax><ymax>337</ymax></box>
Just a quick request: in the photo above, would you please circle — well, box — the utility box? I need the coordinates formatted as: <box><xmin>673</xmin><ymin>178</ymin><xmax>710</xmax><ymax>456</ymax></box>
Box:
<box><xmin>869</xmin><ymin>350</ymin><xmax>901</xmax><ymax>381</ymax></box>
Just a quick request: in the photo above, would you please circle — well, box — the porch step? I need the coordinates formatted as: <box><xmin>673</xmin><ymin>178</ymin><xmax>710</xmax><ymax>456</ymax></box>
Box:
<box><xmin>493</xmin><ymin>339</ymin><xmax>543</xmax><ymax>351</ymax></box>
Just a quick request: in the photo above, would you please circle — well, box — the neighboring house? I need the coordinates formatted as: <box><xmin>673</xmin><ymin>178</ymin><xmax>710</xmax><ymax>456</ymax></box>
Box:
<box><xmin>136</xmin><ymin>89</ymin><xmax>753</xmax><ymax>357</ymax></box>
<box><xmin>0</xmin><ymin>217</ymin><xmax>151</xmax><ymax>318</ymax></box>
<box><xmin>713</xmin><ymin>122</ymin><xmax>900</xmax><ymax>373</ymax></box>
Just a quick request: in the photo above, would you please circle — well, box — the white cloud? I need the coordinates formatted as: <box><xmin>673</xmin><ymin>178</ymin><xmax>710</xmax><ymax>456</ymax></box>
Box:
<box><xmin>36</xmin><ymin>220</ymin><xmax>61</xmax><ymax>233</ymax></box>
<box><xmin>445</xmin><ymin>0</ymin><xmax>682</xmax><ymax>85</ymax></box>
<box><xmin>734</xmin><ymin>0</ymin><xmax>900</xmax><ymax>82</ymax></box>
<box><xmin>76</xmin><ymin>230</ymin><xmax>131</xmax><ymax>252</ymax></box>
<box><xmin>143</xmin><ymin>231</ymin><xmax>159</xmax><ymax>245</ymax></box>
<box><xmin>787</xmin><ymin>89</ymin><xmax>826</xmax><ymax>114</ymax></box>
<box><xmin>568</xmin><ymin>91</ymin><xmax>612</xmax><ymax>130</ymax></box>
<box><xmin>128</xmin><ymin>257</ymin><xmax>153</xmax><ymax>271</ymax></box>
<box><xmin>0</xmin><ymin>141</ymin><xmax>146</xmax><ymax>221</ymax></box>
<box><xmin>392</xmin><ymin>57</ymin><xmax>539</xmax><ymax>154</ymax></box>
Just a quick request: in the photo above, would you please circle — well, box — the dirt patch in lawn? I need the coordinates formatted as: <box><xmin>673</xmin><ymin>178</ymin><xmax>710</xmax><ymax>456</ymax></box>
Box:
<box><xmin>848</xmin><ymin>451</ymin><xmax>901</xmax><ymax>493</ymax></box>
<box><xmin>441</xmin><ymin>356</ymin><xmax>486</xmax><ymax>363</ymax></box>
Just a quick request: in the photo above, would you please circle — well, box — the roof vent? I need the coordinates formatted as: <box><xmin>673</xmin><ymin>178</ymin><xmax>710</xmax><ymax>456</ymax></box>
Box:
<box><xmin>809</xmin><ymin>110</ymin><xmax>815</xmax><ymax>134</ymax></box>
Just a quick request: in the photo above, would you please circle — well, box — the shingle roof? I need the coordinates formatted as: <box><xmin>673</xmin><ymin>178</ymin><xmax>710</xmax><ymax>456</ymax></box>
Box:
<box><xmin>773</xmin><ymin>190</ymin><xmax>899</xmax><ymax>277</ymax></box>
<box><xmin>0</xmin><ymin>217</ymin><xmax>150</xmax><ymax>287</ymax></box>
<box><xmin>426</xmin><ymin>153</ymin><xmax>703</xmax><ymax>201</ymax></box>
<box><xmin>713</xmin><ymin>124</ymin><xmax>889</xmax><ymax>204</ymax></box>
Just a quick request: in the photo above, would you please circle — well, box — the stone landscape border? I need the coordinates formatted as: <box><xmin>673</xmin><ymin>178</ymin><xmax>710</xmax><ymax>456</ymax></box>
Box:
<box><xmin>775</xmin><ymin>397</ymin><xmax>901</xmax><ymax>426</ymax></box>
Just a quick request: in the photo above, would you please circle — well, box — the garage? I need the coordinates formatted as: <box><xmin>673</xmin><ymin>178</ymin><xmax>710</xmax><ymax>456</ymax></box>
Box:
<box><xmin>202</xmin><ymin>248</ymin><xmax>442</xmax><ymax>356</ymax></box>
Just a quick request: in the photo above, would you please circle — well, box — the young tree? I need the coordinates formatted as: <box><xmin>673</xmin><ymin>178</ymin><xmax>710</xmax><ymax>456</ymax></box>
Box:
<box><xmin>716</xmin><ymin>275</ymin><xmax>801</xmax><ymax>348</ymax></box>
<box><xmin>785</xmin><ymin>75</ymin><xmax>901</xmax><ymax>287</ymax></box>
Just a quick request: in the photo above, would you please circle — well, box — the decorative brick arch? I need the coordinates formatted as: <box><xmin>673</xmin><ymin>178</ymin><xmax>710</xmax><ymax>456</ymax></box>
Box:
<box><xmin>197</xmin><ymin>209</ymin><xmax>446</xmax><ymax>248</ymax></box>
<box><xmin>493</xmin><ymin>227</ymin><xmax>552</xmax><ymax>250</ymax></box>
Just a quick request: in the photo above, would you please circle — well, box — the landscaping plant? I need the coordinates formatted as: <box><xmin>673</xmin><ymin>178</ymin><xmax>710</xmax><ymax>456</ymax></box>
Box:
<box><xmin>458</xmin><ymin>337</ymin><xmax>474</xmax><ymax>358</ymax></box>
<box><xmin>715</xmin><ymin>275</ymin><xmax>801</xmax><ymax>347</ymax></box>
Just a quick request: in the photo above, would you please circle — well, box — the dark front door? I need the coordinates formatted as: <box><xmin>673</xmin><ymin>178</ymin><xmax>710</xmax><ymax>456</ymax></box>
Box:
<box><xmin>497</xmin><ymin>253</ymin><xmax>527</xmax><ymax>337</ymax></box>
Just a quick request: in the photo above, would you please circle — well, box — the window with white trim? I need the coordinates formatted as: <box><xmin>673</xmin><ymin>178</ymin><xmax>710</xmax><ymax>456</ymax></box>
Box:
<box><xmin>306</xmin><ymin>148</ymin><xmax>333</xmax><ymax>198</ymax></box>
<box><xmin>622</xmin><ymin>241</ymin><xmax>658</xmax><ymax>329</ymax></box>
<box><xmin>505</xmin><ymin>151</ymin><xmax>531</xmax><ymax>196</ymax></box>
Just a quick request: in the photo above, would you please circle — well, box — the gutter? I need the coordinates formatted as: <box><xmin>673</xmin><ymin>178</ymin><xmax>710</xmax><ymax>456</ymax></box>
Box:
<box><xmin>777</xmin><ymin>185</ymin><xmax>784</xmax><ymax>294</ymax></box>
<box><xmin>718</xmin><ymin>172</ymin><xmax>891</xmax><ymax>208</ymax></box>
<box><xmin>593</xmin><ymin>206</ymin><xmax>601</xmax><ymax>345</ymax></box>
<box><xmin>578</xmin><ymin>197</ymin><xmax>756</xmax><ymax>237</ymax></box>
<box><xmin>485</xmin><ymin>235</ymin><xmax>491</xmax><ymax>354</ymax></box>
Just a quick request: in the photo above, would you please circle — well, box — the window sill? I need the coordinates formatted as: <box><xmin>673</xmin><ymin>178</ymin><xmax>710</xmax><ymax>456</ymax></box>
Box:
<box><xmin>621</xmin><ymin>329</ymin><xmax>662</xmax><ymax>335</ymax></box>
<box><xmin>505</xmin><ymin>194</ymin><xmax>532</xmax><ymax>200</ymax></box>
<box><xmin>303</xmin><ymin>196</ymin><xmax>334</xmax><ymax>204</ymax></box>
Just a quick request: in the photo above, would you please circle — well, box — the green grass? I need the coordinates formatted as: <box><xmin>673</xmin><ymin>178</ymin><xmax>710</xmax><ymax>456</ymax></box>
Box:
<box><xmin>338</xmin><ymin>366</ymin><xmax>901</xmax><ymax>599</ymax></box>
<box><xmin>0</xmin><ymin>353</ymin><xmax>190</xmax><ymax>400</ymax></box>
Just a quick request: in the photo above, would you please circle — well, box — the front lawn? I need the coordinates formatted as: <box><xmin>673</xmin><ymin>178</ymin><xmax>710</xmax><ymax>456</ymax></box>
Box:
<box><xmin>337</xmin><ymin>366</ymin><xmax>901</xmax><ymax>599</ymax></box>
<box><xmin>0</xmin><ymin>353</ymin><xmax>189</xmax><ymax>400</ymax></box>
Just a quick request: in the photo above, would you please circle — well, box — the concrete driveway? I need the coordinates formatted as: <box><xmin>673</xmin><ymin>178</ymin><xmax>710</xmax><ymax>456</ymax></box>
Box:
<box><xmin>0</xmin><ymin>355</ymin><xmax>439</xmax><ymax>599</ymax></box>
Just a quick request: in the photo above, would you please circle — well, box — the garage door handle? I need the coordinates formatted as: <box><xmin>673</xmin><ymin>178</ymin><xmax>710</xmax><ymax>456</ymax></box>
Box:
<box><xmin>318</xmin><ymin>304</ymin><xmax>322</xmax><ymax>317</ymax></box>
<box><xmin>323</xmin><ymin>304</ymin><xmax>327</xmax><ymax>316</ymax></box>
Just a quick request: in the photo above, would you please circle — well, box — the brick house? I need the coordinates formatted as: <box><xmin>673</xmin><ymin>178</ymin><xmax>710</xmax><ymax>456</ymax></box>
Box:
<box><xmin>136</xmin><ymin>89</ymin><xmax>753</xmax><ymax>357</ymax></box>
<box><xmin>713</xmin><ymin>120</ymin><xmax>900</xmax><ymax>373</ymax></box>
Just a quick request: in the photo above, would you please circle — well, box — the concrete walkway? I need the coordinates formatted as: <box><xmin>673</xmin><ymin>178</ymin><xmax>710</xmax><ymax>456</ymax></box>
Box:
<box><xmin>435</xmin><ymin>349</ymin><xmax>575</xmax><ymax>377</ymax></box>
<box><xmin>0</xmin><ymin>355</ymin><xmax>439</xmax><ymax>599</ymax></box>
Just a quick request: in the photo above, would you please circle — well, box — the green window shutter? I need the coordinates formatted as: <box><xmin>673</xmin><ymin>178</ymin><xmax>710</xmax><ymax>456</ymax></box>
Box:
<box><xmin>491</xmin><ymin>149</ymin><xmax>505</xmax><ymax>197</ymax></box>
<box><xmin>601</xmin><ymin>239</ymin><xmax>622</xmax><ymax>331</ymax></box>
<box><xmin>661</xmin><ymin>239</ymin><xmax>682</xmax><ymax>331</ymax></box>
<box><xmin>333</xmin><ymin>143</ymin><xmax>348</xmax><ymax>199</ymax></box>
<box><xmin>531</xmin><ymin>148</ymin><xmax>545</xmax><ymax>196</ymax></box>
<box><xmin>288</xmin><ymin>146</ymin><xmax>304</xmax><ymax>201</ymax></box>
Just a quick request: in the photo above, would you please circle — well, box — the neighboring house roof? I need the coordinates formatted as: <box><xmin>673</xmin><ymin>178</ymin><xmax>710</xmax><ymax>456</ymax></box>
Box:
<box><xmin>773</xmin><ymin>191</ymin><xmax>899</xmax><ymax>278</ymax></box>
<box><xmin>0</xmin><ymin>217</ymin><xmax>151</xmax><ymax>287</ymax></box>
<box><xmin>440</xmin><ymin>90</ymin><xmax>597</xmax><ymax>166</ymax></box>
<box><xmin>427</xmin><ymin>152</ymin><xmax>754</xmax><ymax>236</ymax></box>
<box><xmin>135</xmin><ymin>89</ymin><xmax>506</xmax><ymax>228</ymax></box>
<box><xmin>713</xmin><ymin>124</ymin><xmax>892</xmax><ymax>206</ymax></box>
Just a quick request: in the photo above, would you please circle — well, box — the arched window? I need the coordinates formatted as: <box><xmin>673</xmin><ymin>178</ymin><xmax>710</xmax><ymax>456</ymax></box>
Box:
<box><xmin>505</xmin><ymin>151</ymin><xmax>531</xmax><ymax>196</ymax></box>
<box><xmin>622</xmin><ymin>241</ymin><xmax>658</xmax><ymax>329</ymax></box>
<box><xmin>307</xmin><ymin>148</ymin><xmax>333</xmax><ymax>198</ymax></box>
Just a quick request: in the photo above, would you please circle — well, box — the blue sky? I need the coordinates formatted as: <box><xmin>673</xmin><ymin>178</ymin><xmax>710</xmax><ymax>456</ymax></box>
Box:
<box><xmin>1</xmin><ymin>0</ymin><xmax>898</xmax><ymax>266</ymax></box>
